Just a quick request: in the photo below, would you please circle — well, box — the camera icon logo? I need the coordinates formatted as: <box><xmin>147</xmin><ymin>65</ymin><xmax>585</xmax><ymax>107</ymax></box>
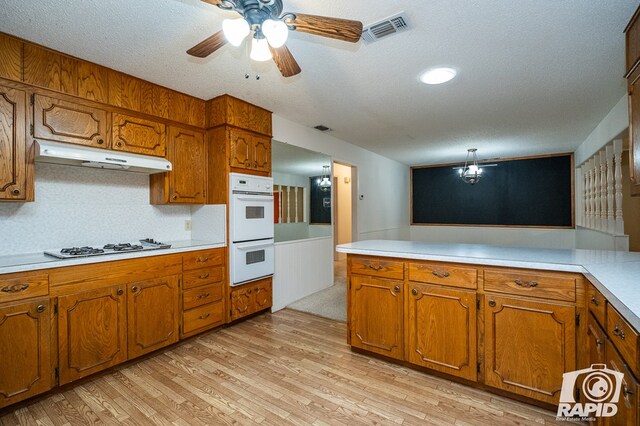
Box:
<box><xmin>557</xmin><ymin>364</ymin><xmax>624</xmax><ymax>420</ymax></box>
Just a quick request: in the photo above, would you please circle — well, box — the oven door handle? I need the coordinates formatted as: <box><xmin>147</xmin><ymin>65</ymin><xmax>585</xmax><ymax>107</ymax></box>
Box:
<box><xmin>234</xmin><ymin>196</ymin><xmax>273</xmax><ymax>202</ymax></box>
<box><xmin>235</xmin><ymin>243</ymin><xmax>274</xmax><ymax>251</ymax></box>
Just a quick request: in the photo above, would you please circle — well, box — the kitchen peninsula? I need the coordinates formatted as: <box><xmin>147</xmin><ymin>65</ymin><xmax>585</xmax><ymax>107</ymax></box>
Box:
<box><xmin>338</xmin><ymin>240</ymin><xmax>640</xmax><ymax>417</ymax></box>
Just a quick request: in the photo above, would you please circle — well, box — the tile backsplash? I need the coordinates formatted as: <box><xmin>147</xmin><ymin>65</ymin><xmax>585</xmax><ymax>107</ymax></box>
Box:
<box><xmin>0</xmin><ymin>163</ymin><xmax>194</xmax><ymax>256</ymax></box>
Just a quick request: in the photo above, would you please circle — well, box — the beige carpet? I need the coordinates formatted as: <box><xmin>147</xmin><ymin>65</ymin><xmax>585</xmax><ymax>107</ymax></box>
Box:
<box><xmin>288</xmin><ymin>259</ymin><xmax>347</xmax><ymax>322</ymax></box>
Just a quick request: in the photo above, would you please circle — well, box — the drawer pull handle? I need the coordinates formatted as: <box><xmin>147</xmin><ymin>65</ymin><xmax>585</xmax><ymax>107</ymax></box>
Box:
<box><xmin>197</xmin><ymin>257</ymin><xmax>209</xmax><ymax>263</ymax></box>
<box><xmin>36</xmin><ymin>304</ymin><xmax>45</xmax><ymax>313</ymax></box>
<box><xmin>367</xmin><ymin>264</ymin><xmax>384</xmax><ymax>271</ymax></box>
<box><xmin>199</xmin><ymin>313</ymin><xmax>210</xmax><ymax>320</ymax></box>
<box><xmin>612</xmin><ymin>325</ymin><xmax>626</xmax><ymax>340</ymax></box>
<box><xmin>432</xmin><ymin>271</ymin><xmax>450</xmax><ymax>278</ymax></box>
<box><xmin>590</xmin><ymin>295</ymin><xmax>599</xmax><ymax>306</ymax></box>
<box><xmin>393</xmin><ymin>285</ymin><xmax>401</xmax><ymax>293</ymax></box>
<box><xmin>623</xmin><ymin>385</ymin><xmax>634</xmax><ymax>396</ymax></box>
<box><xmin>1</xmin><ymin>284</ymin><xmax>29</xmax><ymax>293</ymax></box>
<box><xmin>198</xmin><ymin>293</ymin><xmax>210</xmax><ymax>299</ymax></box>
<box><xmin>199</xmin><ymin>273</ymin><xmax>210</xmax><ymax>279</ymax></box>
<box><xmin>488</xmin><ymin>300</ymin><xmax>497</xmax><ymax>307</ymax></box>
<box><xmin>12</xmin><ymin>188</ymin><xmax>20</xmax><ymax>195</ymax></box>
<box><xmin>514</xmin><ymin>279</ymin><xmax>538</xmax><ymax>288</ymax></box>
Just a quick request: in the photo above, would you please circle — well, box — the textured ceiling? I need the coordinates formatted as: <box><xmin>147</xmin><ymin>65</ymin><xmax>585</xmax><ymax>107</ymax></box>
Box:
<box><xmin>0</xmin><ymin>0</ymin><xmax>635</xmax><ymax>165</ymax></box>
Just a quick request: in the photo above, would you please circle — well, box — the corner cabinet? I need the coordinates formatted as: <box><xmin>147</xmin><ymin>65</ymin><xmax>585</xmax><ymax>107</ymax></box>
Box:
<box><xmin>0</xmin><ymin>84</ymin><xmax>28</xmax><ymax>201</ymax></box>
<box><xmin>150</xmin><ymin>126</ymin><xmax>206</xmax><ymax>204</ymax></box>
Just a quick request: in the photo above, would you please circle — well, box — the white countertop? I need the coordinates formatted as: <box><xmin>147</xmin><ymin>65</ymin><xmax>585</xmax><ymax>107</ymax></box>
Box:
<box><xmin>337</xmin><ymin>240</ymin><xmax>640</xmax><ymax>330</ymax></box>
<box><xmin>0</xmin><ymin>240</ymin><xmax>226</xmax><ymax>275</ymax></box>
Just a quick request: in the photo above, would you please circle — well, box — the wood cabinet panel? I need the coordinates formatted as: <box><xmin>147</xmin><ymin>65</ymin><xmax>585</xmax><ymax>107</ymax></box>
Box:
<box><xmin>587</xmin><ymin>314</ymin><xmax>607</xmax><ymax>367</ymax></box>
<box><xmin>108</xmin><ymin>71</ymin><xmax>140</xmax><ymax>112</ymax></box>
<box><xmin>183</xmin><ymin>283</ymin><xmax>223</xmax><ymax>310</ymax></box>
<box><xmin>0</xmin><ymin>85</ymin><xmax>27</xmax><ymax>200</ymax></box>
<box><xmin>587</xmin><ymin>283</ymin><xmax>607</xmax><ymax>327</ymax></box>
<box><xmin>407</xmin><ymin>283</ymin><xmax>477</xmax><ymax>381</ymax></box>
<box><xmin>207</xmin><ymin>95</ymin><xmax>272</xmax><ymax>136</ymax></box>
<box><xmin>408</xmin><ymin>262</ymin><xmax>477</xmax><ymax>289</ymax></box>
<box><xmin>183</xmin><ymin>248</ymin><xmax>225</xmax><ymax>271</ymax></box>
<box><xmin>183</xmin><ymin>301</ymin><xmax>224</xmax><ymax>335</ymax></box>
<box><xmin>140</xmin><ymin>82</ymin><xmax>169</xmax><ymax>119</ymax></box>
<box><xmin>169</xmin><ymin>92</ymin><xmax>205</xmax><ymax>128</ymax></box>
<box><xmin>606</xmin><ymin>305</ymin><xmax>639</xmax><ymax>378</ymax></box>
<box><xmin>229</xmin><ymin>128</ymin><xmax>251</xmax><ymax>169</ymax></box>
<box><xmin>350</xmin><ymin>257</ymin><xmax>404</xmax><ymax>280</ymax></box>
<box><xmin>253</xmin><ymin>134</ymin><xmax>271</xmax><ymax>173</ymax></box>
<box><xmin>33</xmin><ymin>94</ymin><xmax>109</xmax><ymax>148</ymax></box>
<box><xmin>484</xmin><ymin>295</ymin><xmax>576</xmax><ymax>404</ymax></box>
<box><xmin>0</xmin><ymin>34</ymin><xmax>22</xmax><ymax>81</ymax></box>
<box><xmin>626</xmin><ymin>8</ymin><xmax>640</xmax><ymax>75</ymax></box>
<box><xmin>112</xmin><ymin>113</ymin><xmax>166</xmax><ymax>157</ymax></box>
<box><xmin>349</xmin><ymin>275</ymin><xmax>403</xmax><ymax>360</ymax></box>
<box><xmin>24</xmin><ymin>44</ymin><xmax>77</xmax><ymax>96</ymax></box>
<box><xmin>483</xmin><ymin>269</ymin><xmax>577</xmax><ymax>302</ymax></box>
<box><xmin>628</xmin><ymin>69</ymin><xmax>640</xmax><ymax>195</ymax></box>
<box><xmin>230</xmin><ymin>277</ymin><xmax>272</xmax><ymax>321</ymax></box>
<box><xmin>0</xmin><ymin>298</ymin><xmax>52</xmax><ymax>409</ymax></box>
<box><xmin>183</xmin><ymin>266</ymin><xmax>224</xmax><ymax>289</ymax></box>
<box><xmin>0</xmin><ymin>272</ymin><xmax>48</xmax><ymax>304</ymax></box>
<box><xmin>58</xmin><ymin>285</ymin><xmax>127</xmax><ymax>385</ymax></box>
<box><xmin>127</xmin><ymin>275</ymin><xmax>179</xmax><ymax>359</ymax></box>
<box><xmin>604</xmin><ymin>340</ymin><xmax>639</xmax><ymax>426</ymax></box>
<box><xmin>77</xmin><ymin>62</ymin><xmax>109</xmax><ymax>104</ymax></box>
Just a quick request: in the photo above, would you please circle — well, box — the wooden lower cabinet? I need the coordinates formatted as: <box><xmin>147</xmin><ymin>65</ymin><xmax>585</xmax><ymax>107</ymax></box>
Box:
<box><xmin>230</xmin><ymin>277</ymin><xmax>272</xmax><ymax>321</ymax></box>
<box><xmin>604</xmin><ymin>340</ymin><xmax>639</xmax><ymax>426</ymax></box>
<box><xmin>349</xmin><ymin>275</ymin><xmax>403</xmax><ymax>360</ymax></box>
<box><xmin>57</xmin><ymin>285</ymin><xmax>127</xmax><ymax>385</ymax></box>
<box><xmin>484</xmin><ymin>294</ymin><xmax>576</xmax><ymax>404</ymax></box>
<box><xmin>588</xmin><ymin>314</ymin><xmax>607</xmax><ymax>367</ymax></box>
<box><xmin>0</xmin><ymin>298</ymin><xmax>52</xmax><ymax>409</ymax></box>
<box><xmin>127</xmin><ymin>275</ymin><xmax>179</xmax><ymax>359</ymax></box>
<box><xmin>407</xmin><ymin>283</ymin><xmax>477</xmax><ymax>381</ymax></box>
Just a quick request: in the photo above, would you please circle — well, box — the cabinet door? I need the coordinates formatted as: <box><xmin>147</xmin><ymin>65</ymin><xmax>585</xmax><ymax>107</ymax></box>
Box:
<box><xmin>0</xmin><ymin>298</ymin><xmax>52</xmax><ymax>409</ymax></box>
<box><xmin>0</xmin><ymin>85</ymin><xmax>27</xmax><ymax>200</ymax></box>
<box><xmin>350</xmin><ymin>275</ymin><xmax>404</xmax><ymax>360</ymax></box>
<box><xmin>112</xmin><ymin>113</ymin><xmax>166</xmax><ymax>157</ymax></box>
<box><xmin>484</xmin><ymin>295</ymin><xmax>576</xmax><ymax>404</ymax></box>
<box><xmin>229</xmin><ymin>128</ymin><xmax>251</xmax><ymax>170</ymax></box>
<box><xmin>587</xmin><ymin>314</ymin><xmax>607</xmax><ymax>366</ymax></box>
<box><xmin>58</xmin><ymin>285</ymin><xmax>127</xmax><ymax>385</ymax></box>
<box><xmin>33</xmin><ymin>94</ymin><xmax>109</xmax><ymax>148</ymax></box>
<box><xmin>253</xmin><ymin>280</ymin><xmax>272</xmax><ymax>311</ymax></box>
<box><xmin>230</xmin><ymin>287</ymin><xmax>252</xmax><ymax>321</ymax></box>
<box><xmin>168</xmin><ymin>126</ymin><xmax>206</xmax><ymax>203</ymax></box>
<box><xmin>604</xmin><ymin>340</ymin><xmax>639</xmax><ymax>426</ymax></box>
<box><xmin>629</xmin><ymin>69</ymin><xmax>640</xmax><ymax>195</ymax></box>
<box><xmin>127</xmin><ymin>275</ymin><xmax>179</xmax><ymax>359</ymax></box>
<box><xmin>252</xmin><ymin>135</ymin><xmax>271</xmax><ymax>174</ymax></box>
<box><xmin>407</xmin><ymin>283</ymin><xmax>477</xmax><ymax>381</ymax></box>
<box><xmin>230</xmin><ymin>278</ymin><xmax>272</xmax><ymax>321</ymax></box>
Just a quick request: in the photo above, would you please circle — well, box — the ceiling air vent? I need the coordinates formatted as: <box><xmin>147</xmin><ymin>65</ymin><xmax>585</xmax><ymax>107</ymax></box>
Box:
<box><xmin>361</xmin><ymin>12</ymin><xmax>410</xmax><ymax>43</ymax></box>
<box><xmin>314</xmin><ymin>125</ymin><xmax>332</xmax><ymax>132</ymax></box>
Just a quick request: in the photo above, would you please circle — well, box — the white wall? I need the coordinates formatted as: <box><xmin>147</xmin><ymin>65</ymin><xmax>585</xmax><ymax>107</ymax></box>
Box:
<box><xmin>333</xmin><ymin>163</ymin><xmax>352</xmax><ymax>260</ymax></box>
<box><xmin>0</xmin><ymin>163</ymin><xmax>204</xmax><ymax>256</ymax></box>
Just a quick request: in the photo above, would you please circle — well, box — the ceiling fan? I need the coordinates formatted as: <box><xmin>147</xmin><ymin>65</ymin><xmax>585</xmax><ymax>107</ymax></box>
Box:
<box><xmin>187</xmin><ymin>0</ymin><xmax>363</xmax><ymax>77</ymax></box>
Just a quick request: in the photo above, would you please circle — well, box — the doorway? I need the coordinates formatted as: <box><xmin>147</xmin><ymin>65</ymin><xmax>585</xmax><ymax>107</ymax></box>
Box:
<box><xmin>333</xmin><ymin>162</ymin><xmax>357</xmax><ymax>261</ymax></box>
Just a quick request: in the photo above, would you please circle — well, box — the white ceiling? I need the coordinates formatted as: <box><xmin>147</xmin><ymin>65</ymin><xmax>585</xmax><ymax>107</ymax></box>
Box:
<box><xmin>272</xmin><ymin>141</ymin><xmax>330</xmax><ymax>178</ymax></box>
<box><xmin>0</xmin><ymin>0</ymin><xmax>635</xmax><ymax>165</ymax></box>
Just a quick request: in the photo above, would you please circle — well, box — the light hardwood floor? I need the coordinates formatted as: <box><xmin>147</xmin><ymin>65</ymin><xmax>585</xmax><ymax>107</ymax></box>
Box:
<box><xmin>0</xmin><ymin>309</ymin><xmax>563</xmax><ymax>425</ymax></box>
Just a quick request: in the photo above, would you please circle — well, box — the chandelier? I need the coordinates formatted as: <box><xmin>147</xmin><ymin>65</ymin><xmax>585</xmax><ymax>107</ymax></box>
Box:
<box><xmin>460</xmin><ymin>148</ymin><xmax>482</xmax><ymax>185</ymax></box>
<box><xmin>319</xmin><ymin>165</ymin><xmax>332</xmax><ymax>192</ymax></box>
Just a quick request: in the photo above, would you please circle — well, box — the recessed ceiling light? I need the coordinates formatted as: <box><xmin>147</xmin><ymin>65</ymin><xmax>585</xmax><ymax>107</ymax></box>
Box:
<box><xmin>420</xmin><ymin>68</ymin><xmax>457</xmax><ymax>85</ymax></box>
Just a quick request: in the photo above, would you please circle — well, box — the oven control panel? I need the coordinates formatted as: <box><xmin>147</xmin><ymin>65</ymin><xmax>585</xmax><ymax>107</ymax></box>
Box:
<box><xmin>230</xmin><ymin>173</ymin><xmax>273</xmax><ymax>194</ymax></box>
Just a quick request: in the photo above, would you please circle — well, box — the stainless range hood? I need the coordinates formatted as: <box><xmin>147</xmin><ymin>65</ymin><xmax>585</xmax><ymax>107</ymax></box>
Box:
<box><xmin>35</xmin><ymin>141</ymin><xmax>172</xmax><ymax>174</ymax></box>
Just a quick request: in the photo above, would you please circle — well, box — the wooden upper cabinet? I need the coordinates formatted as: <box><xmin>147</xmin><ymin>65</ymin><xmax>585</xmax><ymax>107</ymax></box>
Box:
<box><xmin>207</xmin><ymin>95</ymin><xmax>272</xmax><ymax>136</ymax></box>
<box><xmin>24</xmin><ymin>44</ymin><xmax>78</xmax><ymax>96</ymax></box>
<box><xmin>112</xmin><ymin>113</ymin><xmax>166</xmax><ymax>157</ymax></box>
<box><xmin>33</xmin><ymin>94</ymin><xmax>109</xmax><ymax>148</ymax></box>
<box><xmin>127</xmin><ymin>275</ymin><xmax>179</xmax><ymax>359</ymax></box>
<box><xmin>628</xmin><ymin>68</ymin><xmax>640</xmax><ymax>195</ymax></box>
<box><xmin>57</xmin><ymin>285</ymin><xmax>127</xmax><ymax>385</ymax></box>
<box><xmin>626</xmin><ymin>6</ymin><xmax>640</xmax><ymax>76</ymax></box>
<box><xmin>0</xmin><ymin>85</ymin><xmax>27</xmax><ymax>201</ymax></box>
<box><xmin>77</xmin><ymin>62</ymin><xmax>109</xmax><ymax>104</ymax></box>
<box><xmin>0</xmin><ymin>34</ymin><xmax>23</xmax><ymax>81</ymax></box>
<box><xmin>406</xmin><ymin>283</ymin><xmax>477</xmax><ymax>381</ymax></box>
<box><xmin>253</xmin><ymin>134</ymin><xmax>271</xmax><ymax>174</ymax></box>
<box><xmin>108</xmin><ymin>71</ymin><xmax>141</xmax><ymax>112</ymax></box>
<box><xmin>140</xmin><ymin>81</ymin><xmax>169</xmax><ymax>119</ymax></box>
<box><xmin>0</xmin><ymin>298</ymin><xmax>52</xmax><ymax>409</ymax></box>
<box><xmin>169</xmin><ymin>91</ymin><xmax>205</xmax><ymax>128</ymax></box>
<box><xmin>229</xmin><ymin>128</ymin><xmax>251</xmax><ymax>169</ymax></box>
<box><xmin>483</xmin><ymin>295</ymin><xmax>576</xmax><ymax>404</ymax></box>
<box><xmin>349</xmin><ymin>275</ymin><xmax>404</xmax><ymax>360</ymax></box>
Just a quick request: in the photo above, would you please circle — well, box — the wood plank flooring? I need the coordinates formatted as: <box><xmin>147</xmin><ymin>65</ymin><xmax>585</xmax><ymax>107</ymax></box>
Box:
<box><xmin>0</xmin><ymin>309</ymin><xmax>564</xmax><ymax>425</ymax></box>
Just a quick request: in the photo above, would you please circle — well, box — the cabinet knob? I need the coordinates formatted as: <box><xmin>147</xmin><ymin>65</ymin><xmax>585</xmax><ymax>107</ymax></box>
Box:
<box><xmin>488</xmin><ymin>300</ymin><xmax>497</xmax><ymax>307</ymax></box>
<box><xmin>393</xmin><ymin>285</ymin><xmax>401</xmax><ymax>293</ymax></box>
<box><xmin>11</xmin><ymin>188</ymin><xmax>20</xmax><ymax>195</ymax></box>
<box><xmin>131</xmin><ymin>286</ymin><xmax>138</xmax><ymax>293</ymax></box>
<box><xmin>623</xmin><ymin>385</ymin><xmax>634</xmax><ymax>396</ymax></box>
<box><xmin>612</xmin><ymin>325</ymin><xmax>626</xmax><ymax>340</ymax></box>
<box><xmin>117</xmin><ymin>289</ymin><xmax>124</xmax><ymax>296</ymax></box>
<box><xmin>97</xmin><ymin>139</ymin><xmax>105</xmax><ymax>145</ymax></box>
<box><xmin>116</xmin><ymin>140</ymin><xmax>123</xmax><ymax>147</ymax></box>
<box><xmin>590</xmin><ymin>295</ymin><xmax>599</xmax><ymax>306</ymax></box>
<box><xmin>36</xmin><ymin>304</ymin><xmax>45</xmax><ymax>313</ymax></box>
<box><xmin>411</xmin><ymin>288</ymin><xmax>418</xmax><ymax>296</ymax></box>
<box><xmin>172</xmin><ymin>195</ymin><xmax>178</xmax><ymax>200</ymax></box>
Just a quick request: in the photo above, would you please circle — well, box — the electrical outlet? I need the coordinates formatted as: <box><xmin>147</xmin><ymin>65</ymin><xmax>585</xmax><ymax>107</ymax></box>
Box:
<box><xmin>184</xmin><ymin>220</ymin><xmax>192</xmax><ymax>231</ymax></box>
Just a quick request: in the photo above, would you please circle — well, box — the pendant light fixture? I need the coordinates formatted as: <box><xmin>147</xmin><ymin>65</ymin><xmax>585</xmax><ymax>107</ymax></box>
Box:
<box><xmin>250</xmin><ymin>35</ymin><xmax>272</xmax><ymax>61</ymax></box>
<box><xmin>460</xmin><ymin>148</ymin><xmax>482</xmax><ymax>185</ymax></box>
<box><xmin>319</xmin><ymin>165</ymin><xmax>332</xmax><ymax>192</ymax></box>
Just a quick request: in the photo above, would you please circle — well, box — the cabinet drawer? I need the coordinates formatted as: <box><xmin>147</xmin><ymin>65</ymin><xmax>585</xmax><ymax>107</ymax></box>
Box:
<box><xmin>350</xmin><ymin>257</ymin><xmax>404</xmax><ymax>280</ymax></box>
<box><xmin>0</xmin><ymin>273</ymin><xmax>49</xmax><ymax>303</ymax></box>
<box><xmin>408</xmin><ymin>262</ymin><xmax>477</xmax><ymax>289</ymax></box>
<box><xmin>607</xmin><ymin>305</ymin><xmax>639</xmax><ymax>378</ymax></box>
<box><xmin>183</xmin><ymin>266</ymin><xmax>224</xmax><ymax>290</ymax></box>
<box><xmin>183</xmin><ymin>301</ymin><xmax>224</xmax><ymax>335</ymax></box>
<box><xmin>183</xmin><ymin>249</ymin><xmax>224</xmax><ymax>271</ymax></box>
<box><xmin>483</xmin><ymin>269</ymin><xmax>576</xmax><ymax>302</ymax></box>
<box><xmin>586</xmin><ymin>283</ymin><xmax>606</xmax><ymax>326</ymax></box>
<box><xmin>183</xmin><ymin>283</ymin><xmax>223</xmax><ymax>310</ymax></box>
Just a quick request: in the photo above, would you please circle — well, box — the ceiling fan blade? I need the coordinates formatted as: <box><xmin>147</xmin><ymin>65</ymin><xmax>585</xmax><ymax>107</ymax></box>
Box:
<box><xmin>187</xmin><ymin>30</ymin><xmax>227</xmax><ymax>58</ymax></box>
<box><xmin>200</xmin><ymin>0</ymin><xmax>223</xmax><ymax>6</ymax></box>
<box><xmin>286</xmin><ymin>13</ymin><xmax>363</xmax><ymax>43</ymax></box>
<box><xmin>269</xmin><ymin>45</ymin><xmax>301</xmax><ymax>78</ymax></box>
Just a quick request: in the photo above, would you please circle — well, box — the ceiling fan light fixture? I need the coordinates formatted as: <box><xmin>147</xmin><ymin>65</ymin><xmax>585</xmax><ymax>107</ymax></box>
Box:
<box><xmin>222</xmin><ymin>18</ymin><xmax>250</xmax><ymax>47</ymax></box>
<box><xmin>420</xmin><ymin>67</ymin><xmax>457</xmax><ymax>85</ymax></box>
<box><xmin>262</xmin><ymin>19</ymin><xmax>289</xmax><ymax>48</ymax></box>
<box><xmin>250</xmin><ymin>37</ymin><xmax>273</xmax><ymax>61</ymax></box>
